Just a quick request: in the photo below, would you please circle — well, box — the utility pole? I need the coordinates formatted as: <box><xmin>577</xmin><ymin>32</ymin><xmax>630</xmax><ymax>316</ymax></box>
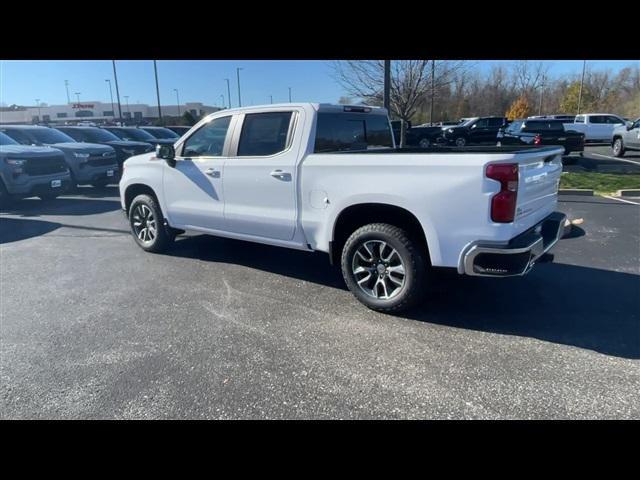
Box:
<box><xmin>174</xmin><ymin>89</ymin><xmax>180</xmax><ymax>116</ymax></box>
<box><xmin>225</xmin><ymin>78</ymin><xmax>232</xmax><ymax>108</ymax></box>
<box><xmin>577</xmin><ymin>60</ymin><xmax>586</xmax><ymax>115</ymax></box>
<box><xmin>153</xmin><ymin>60</ymin><xmax>162</xmax><ymax>123</ymax></box>
<box><xmin>105</xmin><ymin>79</ymin><xmax>115</xmax><ymax>120</ymax></box>
<box><xmin>430</xmin><ymin>60</ymin><xmax>435</xmax><ymax>126</ymax></box>
<box><xmin>538</xmin><ymin>75</ymin><xmax>545</xmax><ymax>116</ymax></box>
<box><xmin>236</xmin><ymin>68</ymin><xmax>243</xmax><ymax>107</ymax></box>
<box><xmin>383</xmin><ymin>60</ymin><xmax>391</xmax><ymax>113</ymax></box>
<box><xmin>112</xmin><ymin>60</ymin><xmax>123</xmax><ymax>124</ymax></box>
<box><xmin>64</xmin><ymin>80</ymin><xmax>71</xmax><ymax>104</ymax></box>
<box><xmin>288</xmin><ymin>87</ymin><xmax>292</xmax><ymax>102</ymax></box>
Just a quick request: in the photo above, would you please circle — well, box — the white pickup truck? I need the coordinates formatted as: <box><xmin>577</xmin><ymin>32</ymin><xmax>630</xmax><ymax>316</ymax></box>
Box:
<box><xmin>119</xmin><ymin>103</ymin><xmax>566</xmax><ymax>312</ymax></box>
<box><xmin>563</xmin><ymin>113</ymin><xmax>629</xmax><ymax>143</ymax></box>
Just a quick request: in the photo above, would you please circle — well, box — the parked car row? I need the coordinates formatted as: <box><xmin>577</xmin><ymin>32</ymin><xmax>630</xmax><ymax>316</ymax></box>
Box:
<box><xmin>0</xmin><ymin>124</ymin><xmax>190</xmax><ymax>203</ymax></box>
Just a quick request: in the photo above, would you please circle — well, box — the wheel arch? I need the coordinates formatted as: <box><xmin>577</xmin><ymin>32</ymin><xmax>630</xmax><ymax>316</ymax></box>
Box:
<box><xmin>329</xmin><ymin>203</ymin><xmax>431</xmax><ymax>266</ymax></box>
<box><xmin>123</xmin><ymin>183</ymin><xmax>160</xmax><ymax>215</ymax></box>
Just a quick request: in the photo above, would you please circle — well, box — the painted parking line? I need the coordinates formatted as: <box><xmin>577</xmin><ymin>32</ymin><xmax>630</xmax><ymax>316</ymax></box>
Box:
<box><xmin>602</xmin><ymin>195</ymin><xmax>640</xmax><ymax>205</ymax></box>
<box><xmin>591</xmin><ymin>153</ymin><xmax>640</xmax><ymax>167</ymax></box>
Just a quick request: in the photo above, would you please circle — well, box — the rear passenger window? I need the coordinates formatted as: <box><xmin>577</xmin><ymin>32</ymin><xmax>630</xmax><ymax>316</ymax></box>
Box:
<box><xmin>589</xmin><ymin>116</ymin><xmax>605</xmax><ymax>124</ymax></box>
<box><xmin>237</xmin><ymin>112</ymin><xmax>293</xmax><ymax>157</ymax></box>
<box><xmin>575</xmin><ymin>116</ymin><xmax>585</xmax><ymax>123</ymax></box>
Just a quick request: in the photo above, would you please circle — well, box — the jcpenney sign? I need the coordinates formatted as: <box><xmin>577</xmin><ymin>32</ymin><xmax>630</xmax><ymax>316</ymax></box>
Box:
<box><xmin>72</xmin><ymin>103</ymin><xmax>95</xmax><ymax>109</ymax></box>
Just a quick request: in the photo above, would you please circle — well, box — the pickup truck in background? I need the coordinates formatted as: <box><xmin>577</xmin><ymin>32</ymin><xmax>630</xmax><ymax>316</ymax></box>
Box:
<box><xmin>497</xmin><ymin>118</ymin><xmax>585</xmax><ymax>157</ymax></box>
<box><xmin>0</xmin><ymin>131</ymin><xmax>72</xmax><ymax>202</ymax></box>
<box><xmin>563</xmin><ymin>113</ymin><xmax>629</xmax><ymax>143</ymax></box>
<box><xmin>441</xmin><ymin>116</ymin><xmax>509</xmax><ymax>146</ymax></box>
<box><xmin>120</xmin><ymin>103</ymin><xmax>566</xmax><ymax>313</ymax></box>
<box><xmin>611</xmin><ymin>117</ymin><xmax>640</xmax><ymax>157</ymax></box>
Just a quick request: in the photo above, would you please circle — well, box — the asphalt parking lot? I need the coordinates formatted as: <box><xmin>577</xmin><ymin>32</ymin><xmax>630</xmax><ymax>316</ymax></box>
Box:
<box><xmin>1</xmin><ymin>147</ymin><xmax>639</xmax><ymax>419</ymax></box>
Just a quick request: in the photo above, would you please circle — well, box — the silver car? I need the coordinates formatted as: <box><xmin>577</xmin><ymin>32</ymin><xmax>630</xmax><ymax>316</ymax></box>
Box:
<box><xmin>612</xmin><ymin>118</ymin><xmax>640</xmax><ymax>157</ymax></box>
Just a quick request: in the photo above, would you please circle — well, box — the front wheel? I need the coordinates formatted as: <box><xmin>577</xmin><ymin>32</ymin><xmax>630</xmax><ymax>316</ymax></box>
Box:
<box><xmin>341</xmin><ymin>223</ymin><xmax>428</xmax><ymax>313</ymax></box>
<box><xmin>129</xmin><ymin>194</ymin><xmax>173</xmax><ymax>253</ymax></box>
<box><xmin>418</xmin><ymin>138</ymin><xmax>431</xmax><ymax>148</ymax></box>
<box><xmin>454</xmin><ymin>136</ymin><xmax>467</xmax><ymax>147</ymax></box>
<box><xmin>612</xmin><ymin>138</ymin><xmax>625</xmax><ymax>157</ymax></box>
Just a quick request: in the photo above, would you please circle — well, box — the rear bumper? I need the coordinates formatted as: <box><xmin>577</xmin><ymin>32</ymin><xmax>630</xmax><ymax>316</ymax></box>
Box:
<box><xmin>463</xmin><ymin>211</ymin><xmax>566</xmax><ymax>277</ymax></box>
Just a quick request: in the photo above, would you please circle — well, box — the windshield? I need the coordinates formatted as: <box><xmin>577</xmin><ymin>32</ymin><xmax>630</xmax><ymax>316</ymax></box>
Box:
<box><xmin>29</xmin><ymin>128</ymin><xmax>76</xmax><ymax>144</ymax></box>
<box><xmin>109</xmin><ymin>128</ymin><xmax>156</xmax><ymax>142</ymax></box>
<box><xmin>0</xmin><ymin>132</ymin><xmax>19</xmax><ymax>145</ymax></box>
<box><xmin>144</xmin><ymin>128</ymin><xmax>179</xmax><ymax>139</ymax></box>
<box><xmin>82</xmin><ymin>128</ymin><xmax>121</xmax><ymax>142</ymax></box>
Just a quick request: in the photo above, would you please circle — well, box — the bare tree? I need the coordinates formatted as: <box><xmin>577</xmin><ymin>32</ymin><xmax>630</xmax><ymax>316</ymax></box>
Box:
<box><xmin>331</xmin><ymin>60</ymin><xmax>469</xmax><ymax>144</ymax></box>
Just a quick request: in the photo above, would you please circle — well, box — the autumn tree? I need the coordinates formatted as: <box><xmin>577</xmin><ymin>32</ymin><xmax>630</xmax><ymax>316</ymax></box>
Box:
<box><xmin>505</xmin><ymin>94</ymin><xmax>531</xmax><ymax>120</ymax></box>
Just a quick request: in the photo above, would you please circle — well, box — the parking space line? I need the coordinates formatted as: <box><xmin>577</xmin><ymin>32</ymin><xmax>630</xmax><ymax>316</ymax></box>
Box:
<box><xmin>602</xmin><ymin>195</ymin><xmax>640</xmax><ymax>205</ymax></box>
<box><xmin>591</xmin><ymin>153</ymin><xmax>640</xmax><ymax>167</ymax></box>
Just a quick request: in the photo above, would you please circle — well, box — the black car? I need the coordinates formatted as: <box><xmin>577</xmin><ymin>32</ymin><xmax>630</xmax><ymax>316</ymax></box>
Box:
<box><xmin>390</xmin><ymin>120</ymin><xmax>444</xmax><ymax>147</ymax></box>
<box><xmin>100</xmin><ymin>127</ymin><xmax>176</xmax><ymax>147</ymax></box>
<box><xmin>497</xmin><ymin>119</ymin><xmax>585</xmax><ymax>156</ymax></box>
<box><xmin>139</xmin><ymin>126</ymin><xmax>181</xmax><ymax>141</ymax></box>
<box><xmin>55</xmin><ymin>126</ymin><xmax>154</xmax><ymax>169</ymax></box>
<box><xmin>165</xmin><ymin>126</ymin><xmax>191</xmax><ymax>136</ymax></box>
<box><xmin>441</xmin><ymin>117</ymin><xmax>509</xmax><ymax>146</ymax></box>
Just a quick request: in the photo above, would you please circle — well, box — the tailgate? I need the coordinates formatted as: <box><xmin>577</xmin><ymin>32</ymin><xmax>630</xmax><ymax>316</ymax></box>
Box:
<box><xmin>515</xmin><ymin>147</ymin><xmax>563</xmax><ymax>221</ymax></box>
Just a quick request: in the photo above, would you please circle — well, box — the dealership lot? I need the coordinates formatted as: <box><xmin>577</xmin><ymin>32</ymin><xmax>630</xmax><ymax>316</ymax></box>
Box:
<box><xmin>1</xmin><ymin>149</ymin><xmax>639</xmax><ymax>419</ymax></box>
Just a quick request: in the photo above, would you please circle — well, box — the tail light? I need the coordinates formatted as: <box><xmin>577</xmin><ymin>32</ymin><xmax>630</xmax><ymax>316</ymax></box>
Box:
<box><xmin>533</xmin><ymin>134</ymin><xmax>541</xmax><ymax>145</ymax></box>
<box><xmin>486</xmin><ymin>163</ymin><xmax>518</xmax><ymax>223</ymax></box>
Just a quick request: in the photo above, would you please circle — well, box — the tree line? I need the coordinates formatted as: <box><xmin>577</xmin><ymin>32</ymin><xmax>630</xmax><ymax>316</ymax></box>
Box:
<box><xmin>333</xmin><ymin>61</ymin><xmax>639</xmax><ymax>124</ymax></box>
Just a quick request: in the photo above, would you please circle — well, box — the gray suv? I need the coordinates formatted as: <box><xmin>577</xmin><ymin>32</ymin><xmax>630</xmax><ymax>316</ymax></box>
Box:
<box><xmin>0</xmin><ymin>131</ymin><xmax>71</xmax><ymax>202</ymax></box>
<box><xmin>612</xmin><ymin>118</ymin><xmax>640</xmax><ymax>157</ymax></box>
<box><xmin>0</xmin><ymin>125</ymin><xmax>118</xmax><ymax>188</ymax></box>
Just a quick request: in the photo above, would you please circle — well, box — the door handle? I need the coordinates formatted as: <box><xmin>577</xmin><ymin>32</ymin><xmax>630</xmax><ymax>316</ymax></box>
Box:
<box><xmin>205</xmin><ymin>167</ymin><xmax>221</xmax><ymax>178</ymax></box>
<box><xmin>270</xmin><ymin>169</ymin><xmax>291</xmax><ymax>180</ymax></box>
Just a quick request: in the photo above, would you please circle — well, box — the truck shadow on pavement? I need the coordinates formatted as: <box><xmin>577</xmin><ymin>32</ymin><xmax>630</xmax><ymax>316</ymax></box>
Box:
<box><xmin>169</xmin><ymin>234</ymin><xmax>638</xmax><ymax>359</ymax></box>
<box><xmin>408</xmin><ymin>264</ymin><xmax>640</xmax><ymax>360</ymax></box>
<box><xmin>0</xmin><ymin>217</ymin><xmax>129</xmax><ymax>244</ymax></box>
<box><xmin>0</xmin><ymin>197</ymin><xmax>121</xmax><ymax>217</ymax></box>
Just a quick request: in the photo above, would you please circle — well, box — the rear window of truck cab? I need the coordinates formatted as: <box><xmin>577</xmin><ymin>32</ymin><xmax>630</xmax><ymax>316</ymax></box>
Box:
<box><xmin>314</xmin><ymin>113</ymin><xmax>393</xmax><ymax>153</ymax></box>
<box><xmin>523</xmin><ymin>120</ymin><xmax>564</xmax><ymax>131</ymax></box>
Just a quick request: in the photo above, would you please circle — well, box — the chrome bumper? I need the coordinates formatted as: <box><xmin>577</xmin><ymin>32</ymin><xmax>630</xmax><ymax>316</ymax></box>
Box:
<box><xmin>463</xmin><ymin>212</ymin><xmax>566</xmax><ymax>277</ymax></box>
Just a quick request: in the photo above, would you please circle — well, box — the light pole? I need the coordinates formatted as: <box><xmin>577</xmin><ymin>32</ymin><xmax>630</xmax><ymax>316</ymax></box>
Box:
<box><xmin>220</xmin><ymin>94</ymin><xmax>225</xmax><ymax>108</ymax></box>
<box><xmin>105</xmin><ymin>79</ymin><xmax>115</xmax><ymax>120</ymax></box>
<box><xmin>236</xmin><ymin>68</ymin><xmax>243</xmax><ymax>107</ymax></box>
<box><xmin>288</xmin><ymin>87</ymin><xmax>292</xmax><ymax>102</ymax></box>
<box><xmin>430</xmin><ymin>60</ymin><xmax>435</xmax><ymax>126</ymax></box>
<box><xmin>173</xmin><ymin>89</ymin><xmax>180</xmax><ymax>116</ymax></box>
<box><xmin>74</xmin><ymin>92</ymin><xmax>81</xmax><ymax>104</ymax></box>
<box><xmin>270</xmin><ymin>95</ymin><xmax>273</xmax><ymax>104</ymax></box>
<box><xmin>225</xmin><ymin>78</ymin><xmax>232</xmax><ymax>108</ymax></box>
<box><xmin>124</xmin><ymin>95</ymin><xmax>130</xmax><ymax>121</ymax></box>
<box><xmin>64</xmin><ymin>80</ymin><xmax>71</xmax><ymax>104</ymax></box>
<box><xmin>35</xmin><ymin>99</ymin><xmax>41</xmax><ymax>122</ymax></box>
<box><xmin>538</xmin><ymin>75</ymin><xmax>546</xmax><ymax>116</ymax></box>
<box><xmin>112</xmin><ymin>61</ymin><xmax>123</xmax><ymax>124</ymax></box>
<box><xmin>153</xmin><ymin>60</ymin><xmax>162</xmax><ymax>123</ymax></box>
<box><xmin>383</xmin><ymin>60</ymin><xmax>391</xmax><ymax>113</ymax></box>
<box><xmin>577</xmin><ymin>60</ymin><xmax>586</xmax><ymax>115</ymax></box>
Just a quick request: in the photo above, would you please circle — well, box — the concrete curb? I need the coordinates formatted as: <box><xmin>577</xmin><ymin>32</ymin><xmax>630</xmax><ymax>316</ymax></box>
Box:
<box><xmin>617</xmin><ymin>189</ymin><xmax>640</xmax><ymax>198</ymax></box>
<box><xmin>558</xmin><ymin>189</ymin><xmax>594</xmax><ymax>196</ymax></box>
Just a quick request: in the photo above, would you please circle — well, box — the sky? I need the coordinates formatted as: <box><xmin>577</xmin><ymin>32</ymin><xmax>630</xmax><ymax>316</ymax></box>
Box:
<box><xmin>0</xmin><ymin>60</ymin><xmax>637</xmax><ymax>108</ymax></box>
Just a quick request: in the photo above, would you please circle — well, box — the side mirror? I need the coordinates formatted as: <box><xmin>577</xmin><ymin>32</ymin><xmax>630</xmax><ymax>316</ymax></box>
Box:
<box><xmin>156</xmin><ymin>144</ymin><xmax>176</xmax><ymax>167</ymax></box>
<box><xmin>627</xmin><ymin>123</ymin><xmax>634</xmax><ymax>131</ymax></box>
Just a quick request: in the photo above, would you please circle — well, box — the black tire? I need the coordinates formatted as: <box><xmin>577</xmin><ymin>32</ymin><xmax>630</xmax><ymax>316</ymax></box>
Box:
<box><xmin>612</xmin><ymin>138</ymin><xmax>625</xmax><ymax>157</ymax></box>
<box><xmin>341</xmin><ymin>223</ymin><xmax>428</xmax><ymax>313</ymax></box>
<box><xmin>128</xmin><ymin>194</ymin><xmax>173</xmax><ymax>253</ymax></box>
<box><xmin>418</xmin><ymin>138</ymin><xmax>431</xmax><ymax>148</ymax></box>
<box><xmin>38</xmin><ymin>194</ymin><xmax>58</xmax><ymax>201</ymax></box>
<box><xmin>454</xmin><ymin>136</ymin><xmax>467</xmax><ymax>147</ymax></box>
<box><xmin>0</xmin><ymin>180</ymin><xmax>15</xmax><ymax>207</ymax></box>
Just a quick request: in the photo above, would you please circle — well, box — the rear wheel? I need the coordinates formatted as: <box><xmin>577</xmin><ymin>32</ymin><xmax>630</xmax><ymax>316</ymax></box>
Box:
<box><xmin>612</xmin><ymin>138</ymin><xmax>625</xmax><ymax>157</ymax></box>
<box><xmin>341</xmin><ymin>223</ymin><xmax>428</xmax><ymax>313</ymax></box>
<box><xmin>418</xmin><ymin>138</ymin><xmax>431</xmax><ymax>148</ymax></box>
<box><xmin>129</xmin><ymin>194</ymin><xmax>173</xmax><ymax>253</ymax></box>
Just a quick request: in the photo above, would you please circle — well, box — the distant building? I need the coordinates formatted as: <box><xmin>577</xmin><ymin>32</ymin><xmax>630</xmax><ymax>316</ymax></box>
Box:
<box><xmin>0</xmin><ymin>101</ymin><xmax>222</xmax><ymax>125</ymax></box>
